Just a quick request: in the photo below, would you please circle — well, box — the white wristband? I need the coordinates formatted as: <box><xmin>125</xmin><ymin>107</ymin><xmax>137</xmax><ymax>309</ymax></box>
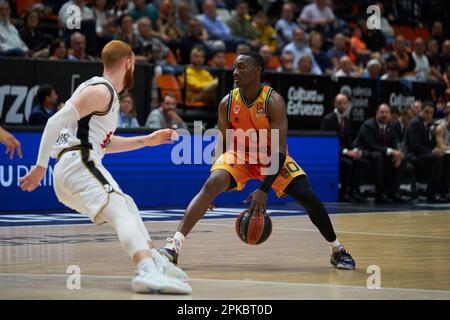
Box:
<box><xmin>386</xmin><ymin>148</ymin><xmax>393</xmax><ymax>156</ymax></box>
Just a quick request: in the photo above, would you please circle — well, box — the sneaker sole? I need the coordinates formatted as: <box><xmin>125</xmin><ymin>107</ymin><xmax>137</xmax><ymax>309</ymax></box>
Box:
<box><xmin>132</xmin><ymin>278</ymin><xmax>192</xmax><ymax>295</ymax></box>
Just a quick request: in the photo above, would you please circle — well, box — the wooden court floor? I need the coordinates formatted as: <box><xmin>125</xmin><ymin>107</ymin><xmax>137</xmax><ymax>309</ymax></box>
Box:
<box><xmin>1</xmin><ymin>209</ymin><xmax>450</xmax><ymax>299</ymax></box>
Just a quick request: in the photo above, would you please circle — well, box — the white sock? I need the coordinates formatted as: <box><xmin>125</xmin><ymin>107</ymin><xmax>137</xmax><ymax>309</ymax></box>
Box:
<box><xmin>172</xmin><ymin>231</ymin><xmax>185</xmax><ymax>250</ymax></box>
<box><xmin>150</xmin><ymin>249</ymin><xmax>165</xmax><ymax>263</ymax></box>
<box><xmin>136</xmin><ymin>257</ymin><xmax>156</xmax><ymax>272</ymax></box>
<box><xmin>329</xmin><ymin>239</ymin><xmax>342</xmax><ymax>252</ymax></box>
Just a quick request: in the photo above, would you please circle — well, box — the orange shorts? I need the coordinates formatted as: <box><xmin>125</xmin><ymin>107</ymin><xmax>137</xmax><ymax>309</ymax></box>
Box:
<box><xmin>211</xmin><ymin>151</ymin><xmax>306</xmax><ymax>198</ymax></box>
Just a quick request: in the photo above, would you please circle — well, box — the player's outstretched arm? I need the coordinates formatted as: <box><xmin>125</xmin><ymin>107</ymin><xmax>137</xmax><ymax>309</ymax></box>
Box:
<box><xmin>19</xmin><ymin>86</ymin><xmax>111</xmax><ymax>192</ymax></box>
<box><xmin>0</xmin><ymin>126</ymin><xmax>22</xmax><ymax>160</ymax></box>
<box><xmin>105</xmin><ymin>129</ymin><xmax>179</xmax><ymax>154</ymax></box>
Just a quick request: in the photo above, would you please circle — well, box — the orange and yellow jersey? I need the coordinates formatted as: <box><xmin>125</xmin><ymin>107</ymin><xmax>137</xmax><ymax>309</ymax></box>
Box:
<box><xmin>226</xmin><ymin>85</ymin><xmax>287</xmax><ymax>164</ymax></box>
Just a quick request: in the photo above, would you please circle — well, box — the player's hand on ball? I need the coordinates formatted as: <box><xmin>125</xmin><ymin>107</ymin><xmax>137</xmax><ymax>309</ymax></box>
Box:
<box><xmin>244</xmin><ymin>189</ymin><xmax>268</xmax><ymax>216</ymax></box>
<box><xmin>19</xmin><ymin>166</ymin><xmax>46</xmax><ymax>192</ymax></box>
<box><xmin>147</xmin><ymin>129</ymin><xmax>179</xmax><ymax>146</ymax></box>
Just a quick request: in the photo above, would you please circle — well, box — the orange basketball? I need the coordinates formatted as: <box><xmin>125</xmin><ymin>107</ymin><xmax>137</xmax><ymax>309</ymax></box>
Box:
<box><xmin>235</xmin><ymin>210</ymin><xmax>272</xmax><ymax>245</ymax></box>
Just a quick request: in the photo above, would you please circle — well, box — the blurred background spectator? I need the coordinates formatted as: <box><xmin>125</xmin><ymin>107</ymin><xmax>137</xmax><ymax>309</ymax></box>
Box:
<box><xmin>118</xmin><ymin>92</ymin><xmax>140</xmax><ymax>128</ymax></box>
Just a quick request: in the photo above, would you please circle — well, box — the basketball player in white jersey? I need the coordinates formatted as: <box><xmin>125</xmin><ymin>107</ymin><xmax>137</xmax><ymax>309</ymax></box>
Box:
<box><xmin>19</xmin><ymin>40</ymin><xmax>192</xmax><ymax>295</ymax></box>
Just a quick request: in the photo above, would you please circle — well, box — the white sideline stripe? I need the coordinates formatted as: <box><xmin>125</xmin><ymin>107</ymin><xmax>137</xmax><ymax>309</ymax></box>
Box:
<box><xmin>0</xmin><ymin>273</ymin><xmax>449</xmax><ymax>295</ymax></box>
<box><xmin>193</xmin><ymin>221</ymin><xmax>450</xmax><ymax>240</ymax></box>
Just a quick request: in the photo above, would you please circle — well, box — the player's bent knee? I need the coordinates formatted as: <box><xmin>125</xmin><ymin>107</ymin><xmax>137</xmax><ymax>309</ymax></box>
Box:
<box><xmin>202</xmin><ymin>171</ymin><xmax>230</xmax><ymax>196</ymax></box>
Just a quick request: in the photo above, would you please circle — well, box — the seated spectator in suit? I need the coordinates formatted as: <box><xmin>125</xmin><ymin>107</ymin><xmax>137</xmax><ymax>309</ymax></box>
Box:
<box><xmin>29</xmin><ymin>85</ymin><xmax>60</xmax><ymax>125</ymax></box>
<box><xmin>184</xmin><ymin>47</ymin><xmax>218</xmax><ymax>106</ymax></box>
<box><xmin>392</xmin><ymin>106</ymin><xmax>414</xmax><ymax>143</ymax></box>
<box><xmin>146</xmin><ymin>94</ymin><xmax>187</xmax><ymax>130</ymax></box>
<box><xmin>68</xmin><ymin>32</ymin><xmax>95</xmax><ymax>61</ymax></box>
<box><xmin>435</xmin><ymin>103</ymin><xmax>450</xmax><ymax>198</ymax></box>
<box><xmin>0</xmin><ymin>0</ymin><xmax>29</xmax><ymax>57</ymax></box>
<box><xmin>118</xmin><ymin>92</ymin><xmax>140</xmax><ymax>128</ymax></box>
<box><xmin>354</xmin><ymin>104</ymin><xmax>406</xmax><ymax>203</ymax></box>
<box><xmin>410</xmin><ymin>100</ymin><xmax>422</xmax><ymax>116</ymax></box>
<box><xmin>321</xmin><ymin>93</ymin><xmax>366</xmax><ymax>202</ymax></box>
<box><xmin>404</xmin><ymin>101</ymin><xmax>448</xmax><ymax>203</ymax></box>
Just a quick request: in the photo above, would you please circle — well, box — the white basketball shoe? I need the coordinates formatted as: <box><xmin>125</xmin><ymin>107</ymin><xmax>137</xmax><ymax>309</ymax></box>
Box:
<box><xmin>131</xmin><ymin>267</ymin><xmax>192</xmax><ymax>295</ymax></box>
<box><xmin>151</xmin><ymin>249</ymin><xmax>189</xmax><ymax>281</ymax></box>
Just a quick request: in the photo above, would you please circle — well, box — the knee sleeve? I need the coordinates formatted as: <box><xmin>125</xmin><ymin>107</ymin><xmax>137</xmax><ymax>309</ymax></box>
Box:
<box><xmin>102</xmin><ymin>192</ymin><xmax>150</xmax><ymax>258</ymax></box>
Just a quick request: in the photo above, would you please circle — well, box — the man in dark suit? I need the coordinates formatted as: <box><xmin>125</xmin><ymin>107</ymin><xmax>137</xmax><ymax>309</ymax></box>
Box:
<box><xmin>321</xmin><ymin>93</ymin><xmax>366</xmax><ymax>202</ymax></box>
<box><xmin>392</xmin><ymin>107</ymin><xmax>413</xmax><ymax>144</ymax></box>
<box><xmin>354</xmin><ymin>103</ymin><xmax>406</xmax><ymax>203</ymax></box>
<box><xmin>404</xmin><ymin>101</ymin><xmax>448</xmax><ymax>203</ymax></box>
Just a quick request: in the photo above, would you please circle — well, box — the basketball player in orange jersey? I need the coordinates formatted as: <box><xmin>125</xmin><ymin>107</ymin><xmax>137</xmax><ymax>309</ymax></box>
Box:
<box><xmin>19</xmin><ymin>40</ymin><xmax>191</xmax><ymax>294</ymax></box>
<box><xmin>160</xmin><ymin>52</ymin><xmax>356</xmax><ymax>270</ymax></box>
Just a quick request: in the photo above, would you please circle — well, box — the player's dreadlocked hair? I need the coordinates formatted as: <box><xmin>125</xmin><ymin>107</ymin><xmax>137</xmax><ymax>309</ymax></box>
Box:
<box><xmin>241</xmin><ymin>51</ymin><xmax>265</xmax><ymax>81</ymax></box>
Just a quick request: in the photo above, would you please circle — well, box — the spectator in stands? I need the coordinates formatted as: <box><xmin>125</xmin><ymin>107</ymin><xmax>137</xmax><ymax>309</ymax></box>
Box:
<box><xmin>426</xmin><ymin>38</ymin><xmax>443</xmax><ymax>81</ymax></box>
<box><xmin>296</xmin><ymin>55</ymin><xmax>314</xmax><ymax>75</ymax></box>
<box><xmin>235</xmin><ymin>43</ymin><xmax>250</xmax><ymax>55</ymax></box>
<box><xmin>209</xmin><ymin>49</ymin><xmax>226</xmax><ymax>69</ymax></box>
<box><xmin>130</xmin><ymin>0</ymin><xmax>158</xmax><ymax>27</ymax></box>
<box><xmin>299</xmin><ymin>0</ymin><xmax>335</xmax><ymax>36</ymax></box>
<box><xmin>277</xmin><ymin>50</ymin><xmax>295</xmax><ymax>73</ymax></box>
<box><xmin>309</xmin><ymin>30</ymin><xmax>332</xmax><ymax>74</ymax></box>
<box><xmin>362</xmin><ymin>59</ymin><xmax>382</xmax><ymax>79</ymax></box>
<box><xmin>115</xmin><ymin>14</ymin><xmax>142</xmax><ymax>54</ymax></box>
<box><xmin>184</xmin><ymin>47</ymin><xmax>218</xmax><ymax>106</ymax></box>
<box><xmin>118</xmin><ymin>92</ymin><xmax>140</xmax><ymax>128</ymax></box>
<box><xmin>334</xmin><ymin>55</ymin><xmax>362</xmax><ymax>78</ymax></box>
<box><xmin>435</xmin><ymin>104</ymin><xmax>450</xmax><ymax>197</ymax></box>
<box><xmin>146</xmin><ymin>93</ymin><xmax>187</xmax><ymax>130</ymax></box>
<box><xmin>252</xmin><ymin>9</ymin><xmax>277</xmax><ymax>53</ymax></box>
<box><xmin>0</xmin><ymin>0</ymin><xmax>29</xmax><ymax>57</ymax></box>
<box><xmin>354</xmin><ymin>104</ymin><xmax>406</xmax><ymax>203</ymax></box>
<box><xmin>29</xmin><ymin>84</ymin><xmax>60</xmax><ymax>126</ymax></box>
<box><xmin>92</xmin><ymin>0</ymin><xmax>109</xmax><ymax>35</ymax></box>
<box><xmin>137</xmin><ymin>17</ymin><xmax>174</xmax><ymax>73</ymax></box>
<box><xmin>108</xmin><ymin>0</ymin><xmax>131</xmax><ymax>19</ymax></box>
<box><xmin>349</xmin><ymin>24</ymin><xmax>371</xmax><ymax>64</ymax></box>
<box><xmin>321</xmin><ymin>93</ymin><xmax>366</xmax><ymax>202</ymax></box>
<box><xmin>392</xmin><ymin>106</ymin><xmax>414</xmax><ymax>143</ymax></box>
<box><xmin>227</xmin><ymin>0</ymin><xmax>260</xmax><ymax>50</ymax></box>
<box><xmin>49</xmin><ymin>38</ymin><xmax>67</xmax><ymax>60</ymax></box>
<box><xmin>439</xmin><ymin>40</ymin><xmax>450</xmax><ymax>74</ymax></box>
<box><xmin>160</xmin><ymin>0</ymin><xmax>183</xmax><ymax>42</ymax></box>
<box><xmin>198</xmin><ymin>0</ymin><xmax>231</xmax><ymax>43</ymax></box>
<box><xmin>175</xmin><ymin>1</ymin><xmax>197</xmax><ymax>37</ymax></box>
<box><xmin>327</xmin><ymin>33</ymin><xmax>347</xmax><ymax>69</ymax></box>
<box><xmin>259</xmin><ymin>45</ymin><xmax>278</xmax><ymax>71</ymax></box>
<box><xmin>172</xmin><ymin>18</ymin><xmax>208</xmax><ymax>65</ymax></box>
<box><xmin>404</xmin><ymin>101</ymin><xmax>448</xmax><ymax>203</ymax></box>
<box><xmin>0</xmin><ymin>125</ymin><xmax>22</xmax><ymax>160</ymax></box>
<box><xmin>381</xmin><ymin>61</ymin><xmax>401</xmax><ymax>81</ymax></box>
<box><xmin>275</xmin><ymin>2</ymin><xmax>298</xmax><ymax>50</ymax></box>
<box><xmin>68</xmin><ymin>32</ymin><xmax>95</xmax><ymax>61</ymax></box>
<box><xmin>19</xmin><ymin>9</ymin><xmax>50</xmax><ymax>54</ymax></box>
<box><xmin>437</xmin><ymin>63</ymin><xmax>450</xmax><ymax>109</ymax></box>
<box><xmin>387</xmin><ymin>35</ymin><xmax>416</xmax><ymax>77</ymax></box>
<box><xmin>430</xmin><ymin>21</ymin><xmax>445</xmax><ymax>52</ymax></box>
<box><xmin>282</xmin><ymin>27</ymin><xmax>322</xmax><ymax>75</ymax></box>
<box><xmin>412</xmin><ymin>38</ymin><xmax>431</xmax><ymax>82</ymax></box>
